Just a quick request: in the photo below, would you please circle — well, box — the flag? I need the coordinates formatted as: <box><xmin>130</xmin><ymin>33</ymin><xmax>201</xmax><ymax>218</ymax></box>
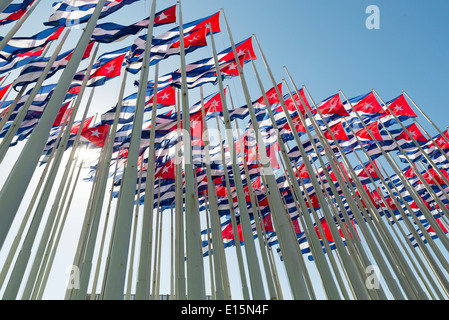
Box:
<box><xmin>12</xmin><ymin>41</ymin><xmax>94</xmax><ymax>89</ymax></box>
<box><xmin>126</xmin><ymin>11</ymin><xmax>221</xmax><ymax>74</ymax></box>
<box><xmin>380</xmin><ymin>94</ymin><xmax>417</xmax><ymax>127</ymax></box>
<box><xmin>80</xmin><ymin>123</ymin><xmax>109</xmax><ymax>147</ymax></box>
<box><xmin>91</xmin><ymin>4</ymin><xmax>177</xmax><ymax>43</ymax></box>
<box><xmin>0</xmin><ymin>0</ymin><xmax>34</xmax><ymax>26</ymax></box>
<box><xmin>344</xmin><ymin>91</ymin><xmax>385</xmax><ymax>129</ymax></box>
<box><xmin>169</xmin><ymin>37</ymin><xmax>256</xmax><ymax>89</ymax></box>
<box><xmin>0</xmin><ymin>26</ymin><xmax>64</xmax><ymax>61</ymax></box>
<box><xmin>86</xmin><ymin>48</ymin><xmax>127</xmax><ymax>87</ymax></box>
<box><xmin>45</xmin><ymin>0</ymin><xmax>142</xmax><ymax>27</ymax></box>
<box><xmin>0</xmin><ymin>46</ymin><xmax>45</xmax><ymax>75</ymax></box>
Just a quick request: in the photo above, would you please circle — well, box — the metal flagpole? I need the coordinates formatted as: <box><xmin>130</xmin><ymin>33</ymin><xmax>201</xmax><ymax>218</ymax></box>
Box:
<box><xmin>35</xmin><ymin>156</ymin><xmax>85</xmax><ymax>300</ymax></box>
<box><xmin>0</xmin><ymin>1</ymin><xmax>14</xmax><ymax>15</ymax></box>
<box><xmin>338</xmin><ymin>89</ymin><xmax>449</xmax><ymax>275</ymax></box>
<box><xmin>32</xmin><ymin>150</ymin><xmax>83</xmax><ymax>299</ymax></box>
<box><xmin>151</xmin><ymin>179</ymin><xmax>162</xmax><ymax>299</ymax></box>
<box><xmin>227</xmin><ymin>87</ymin><xmax>279</xmax><ymax>300</ymax></box>
<box><xmin>0</xmin><ymin>100</ymin><xmax>68</xmax><ymax>291</ymax></box>
<box><xmin>282</xmin><ymin>77</ymin><xmax>406</xmax><ymax>300</ymax></box>
<box><xmin>125</xmin><ymin>158</ymin><xmax>144</xmax><ymax>300</ymax></box>
<box><xmin>301</xmin><ymin>83</ymin><xmax>429</xmax><ymax>299</ymax></box>
<box><xmin>103</xmin><ymin>0</ymin><xmax>157</xmax><ymax>300</ymax></box>
<box><xmin>211</xmin><ymin>103</ymin><xmax>250</xmax><ymax>300</ymax></box>
<box><xmin>135</xmin><ymin>62</ymin><xmax>159</xmax><ymax>300</ymax></box>
<box><xmin>0</xmin><ymin>0</ymin><xmax>42</xmax><ymax>52</ymax></box>
<box><xmin>174</xmin><ymin>88</ymin><xmax>187</xmax><ymax>300</ymax></box>
<box><xmin>220</xmin><ymin>11</ymin><xmax>311</xmax><ymax>300</ymax></box>
<box><xmin>199</xmin><ymin>86</ymin><xmax>226</xmax><ymax>300</ymax></box>
<box><xmin>0</xmin><ymin>0</ymin><xmax>108</xmax><ymax>252</ymax></box>
<box><xmin>89</xmin><ymin>158</ymin><xmax>120</xmax><ymax>300</ymax></box>
<box><xmin>177</xmin><ymin>0</ymin><xmax>205</xmax><ymax>300</ymax></box>
<box><xmin>246</xmin><ymin>58</ymin><xmax>342</xmax><ymax>300</ymax></box>
<box><xmin>206</xmin><ymin>25</ymin><xmax>266</xmax><ymax>301</ymax></box>
<box><xmin>251</xmin><ymin>33</ymin><xmax>369</xmax><ymax>299</ymax></box>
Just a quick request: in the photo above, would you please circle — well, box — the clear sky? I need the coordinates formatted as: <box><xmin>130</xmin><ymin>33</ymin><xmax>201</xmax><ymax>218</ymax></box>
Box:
<box><xmin>0</xmin><ymin>0</ymin><xmax>448</xmax><ymax>300</ymax></box>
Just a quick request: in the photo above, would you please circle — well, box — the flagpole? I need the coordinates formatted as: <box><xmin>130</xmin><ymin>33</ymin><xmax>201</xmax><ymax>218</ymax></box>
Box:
<box><xmin>0</xmin><ymin>0</ymin><xmax>108</xmax><ymax>252</ymax></box>
<box><xmin>247</xmin><ymin>56</ymin><xmax>350</xmax><ymax>299</ymax></box>
<box><xmin>151</xmin><ymin>179</ymin><xmax>162</xmax><ymax>299</ymax></box>
<box><xmin>374</xmin><ymin>119</ymin><xmax>449</xmax><ymax>251</ymax></box>
<box><xmin>135</xmin><ymin>61</ymin><xmax>159</xmax><ymax>300</ymax></box>
<box><xmin>220</xmin><ymin>12</ymin><xmax>312</xmax><ymax>300</ymax></box>
<box><xmin>125</xmin><ymin>157</ymin><xmax>144</xmax><ymax>300</ymax></box>
<box><xmin>199</xmin><ymin>86</ymin><xmax>226</xmax><ymax>300</ymax></box>
<box><xmin>0</xmin><ymin>0</ymin><xmax>42</xmax><ymax>52</ymax></box>
<box><xmin>377</xmin><ymin>163</ymin><xmax>449</xmax><ymax>297</ymax></box>
<box><xmin>176</xmin><ymin>1</ymin><xmax>206</xmax><ymax>300</ymax></box>
<box><xmin>252</xmin><ymin>34</ymin><xmax>372</xmax><ymax>299</ymax></box>
<box><xmin>0</xmin><ymin>1</ymin><xmax>14</xmax><ymax>15</ymax></box>
<box><xmin>211</xmin><ymin>102</ymin><xmax>250</xmax><ymax>300</ymax></box>
<box><xmin>88</xmin><ymin>157</ymin><xmax>120</xmax><ymax>300</ymax></box>
<box><xmin>0</xmin><ymin>101</ymin><xmax>68</xmax><ymax>291</ymax></box>
<box><xmin>227</xmin><ymin>87</ymin><xmax>279</xmax><ymax>300</ymax></box>
<box><xmin>206</xmin><ymin>26</ymin><xmax>266</xmax><ymax>301</ymax></box>
<box><xmin>301</xmin><ymin>84</ymin><xmax>429</xmax><ymax>299</ymax></box>
<box><xmin>174</xmin><ymin>88</ymin><xmax>186</xmax><ymax>300</ymax></box>
<box><xmin>338</xmin><ymin>89</ymin><xmax>449</xmax><ymax>276</ymax></box>
<box><xmin>103</xmin><ymin>0</ymin><xmax>157</xmax><ymax>300</ymax></box>
<box><xmin>31</xmin><ymin>150</ymin><xmax>83</xmax><ymax>299</ymax></box>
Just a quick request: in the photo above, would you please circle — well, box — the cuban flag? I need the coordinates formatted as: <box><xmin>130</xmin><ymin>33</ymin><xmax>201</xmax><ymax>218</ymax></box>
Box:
<box><xmin>343</xmin><ymin>91</ymin><xmax>385</xmax><ymax>130</ymax></box>
<box><xmin>0</xmin><ymin>46</ymin><xmax>45</xmax><ymax>75</ymax></box>
<box><xmin>169</xmin><ymin>36</ymin><xmax>257</xmax><ymax>89</ymax></box>
<box><xmin>45</xmin><ymin>0</ymin><xmax>142</xmax><ymax>27</ymax></box>
<box><xmin>91</xmin><ymin>4</ymin><xmax>177</xmax><ymax>43</ymax></box>
<box><xmin>12</xmin><ymin>41</ymin><xmax>94</xmax><ymax>89</ymax></box>
<box><xmin>0</xmin><ymin>26</ymin><xmax>64</xmax><ymax>61</ymax></box>
<box><xmin>0</xmin><ymin>0</ymin><xmax>35</xmax><ymax>26</ymax></box>
<box><xmin>380</xmin><ymin>94</ymin><xmax>417</xmax><ymax>127</ymax></box>
<box><xmin>126</xmin><ymin>11</ymin><xmax>221</xmax><ymax>74</ymax></box>
<box><xmin>85</xmin><ymin>47</ymin><xmax>128</xmax><ymax>87</ymax></box>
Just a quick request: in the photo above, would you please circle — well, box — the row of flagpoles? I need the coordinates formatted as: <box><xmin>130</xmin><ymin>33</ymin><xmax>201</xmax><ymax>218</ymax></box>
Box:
<box><xmin>0</xmin><ymin>0</ymin><xmax>448</xmax><ymax>300</ymax></box>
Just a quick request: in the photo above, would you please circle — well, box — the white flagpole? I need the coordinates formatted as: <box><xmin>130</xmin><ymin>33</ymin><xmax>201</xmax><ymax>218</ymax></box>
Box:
<box><xmin>211</xmin><ymin>103</ymin><xmax>250</xmax><ymax>300</ymax></box>
<box><xmin>135</xmin><ymin>62</ymin><xmax>159</xmax><ymax>300</ymax></box>
<box><xmin>0</xmin><ymin>0</ymin><xmax>108</xmax><ymax>252</ymax></box>
<box><xmin>246</xmin><ymin>57</ymin><xmax>343</xmax><ymax>299</ymax></box>
<box><xmin>339</xmin><ymin>89</ymin><xmax>449</xmax><ymax>274</ymax></box>
<box><xmin>102</xmin><ymin>0</ymin><xmax>157</xmax><ymax>300</ymax></box>
<box><xmin>177</xmin><ymin>0</ymin><xmax>205</xmax><ymax>300</ymax></box>
<box><xmin>251</xmin><ymin>34</ymin><xmax>370</xmax><ymax>299</ymax></box>
<box><xmin>125</xmin><ymin>157</ymin><xmax>144</xmax><ymax>300</ymax></box>
<box><xmin>227</xmin><ymin>87</ymin><xmax>279</xmax><ymax>300</ymax></box>
<box><xmin>199</xmin><ymin>86</ymin><xmax>227</xmax><ymax>300</ymax></box>
<box><xmin>174</xmin><ymin>88</ymin><xmax>186</xmax><ymax>300</ymax></box>
<box><xmin>221</xmin><ymin>11</ymin><xmax>311</xmax><ymax>300</ymax></box>
<box><xmin>206</xmin><ymin>24</ymin><xmax>266</xmax><ymax>300</ymax></box>
<box><xmin>89</xmin><ymin>157</ymin><xmax>120</xmax><ymax>300</ymax></box>
<box><xmin>301</xmin><ymin>83</ymin><xmax>428</xmax><ymax>299</ymax></box>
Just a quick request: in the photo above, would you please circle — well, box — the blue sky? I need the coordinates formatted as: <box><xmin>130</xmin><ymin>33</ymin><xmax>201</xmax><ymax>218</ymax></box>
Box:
<box><xmin>0</xmin><ymin>0</ymin><xmax>448</xmax><ymax>300</ymax></box>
